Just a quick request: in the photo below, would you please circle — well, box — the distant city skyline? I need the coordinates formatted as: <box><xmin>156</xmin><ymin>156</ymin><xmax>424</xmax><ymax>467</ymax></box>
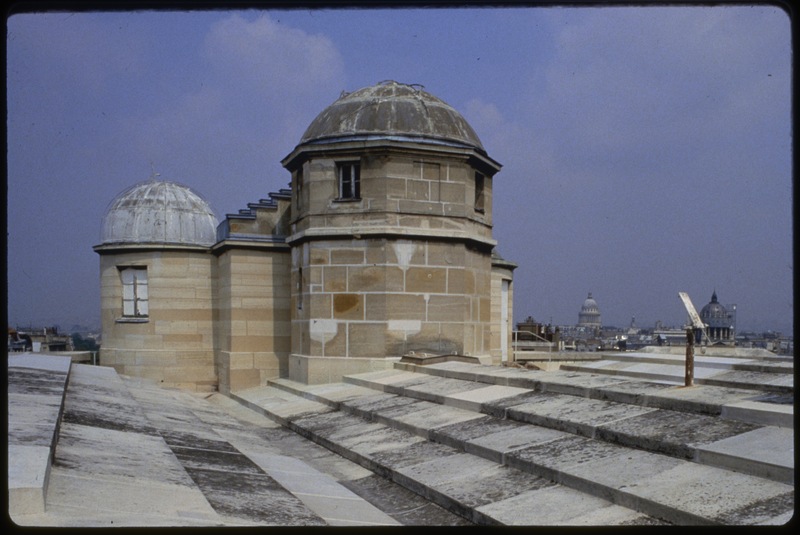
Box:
<box><xmin>6</xmin><ymin>5</ymin><xmax>793</xmax><ymax>335</ymax></box>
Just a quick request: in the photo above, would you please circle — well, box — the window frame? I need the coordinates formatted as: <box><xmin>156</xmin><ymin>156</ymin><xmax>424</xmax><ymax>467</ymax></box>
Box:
<box><xmin>118</xmin><ymin>266</ymin><xmax>149</xmax><ymax>320</ymax></box>
<box><xmin>336</xmin><ymin>161</ymin><xmax>361</xmax><ymax>201</ymax></box>
<box><xmin>295</xmin><ymin>166</ymin><xmax>303</xmax><ymax>211</ymax></box>
<box><xmin>474</xmin><ymin>172</ymin><xmax>486</xmax><ymax>213</ymax></box>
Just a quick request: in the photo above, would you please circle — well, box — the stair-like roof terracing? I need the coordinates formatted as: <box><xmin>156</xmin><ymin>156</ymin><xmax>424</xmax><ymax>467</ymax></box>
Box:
<box><xmin>216</xmin><ymin>187</ymin><xmax>292</xmax><ymax>244</ymax></box>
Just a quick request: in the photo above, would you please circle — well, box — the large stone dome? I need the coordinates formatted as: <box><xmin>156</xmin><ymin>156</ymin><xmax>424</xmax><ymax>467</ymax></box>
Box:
<box><xmin>578</xmin><ymin>292</ymin><xmax>602</xmax><ymax>328</ymax></box>
<box><xmin>100</xmin><ymin>179</ymin><xmax>217</xmax><ymax>247</ymax></box>
<box><xmin>299</xmin><ymin>80</ymin><xmax>484</xmax><ymax>150</ymax></box>
<box><xmin>700</xmin><ymin>291</ymin><xmax>732</xmax><ymax>327</ymax></box>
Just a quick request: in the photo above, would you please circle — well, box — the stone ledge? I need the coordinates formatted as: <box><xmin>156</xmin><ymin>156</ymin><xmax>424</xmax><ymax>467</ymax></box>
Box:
<box><xmin>8</xmin><ymin>443</ymin><xmax>51</xmax><ymax>517</ymax></box>
<box><xmin>399</xmin><ymin>353</ymin><xmax>484</xmax><ymax>366</ymax></box>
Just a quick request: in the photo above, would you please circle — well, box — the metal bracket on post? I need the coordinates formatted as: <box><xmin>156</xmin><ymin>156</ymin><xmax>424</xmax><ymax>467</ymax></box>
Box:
<box><xmin>678</xmin><ymin>292</ymin><xmax>706</xmax><ymax>388</ymax></box>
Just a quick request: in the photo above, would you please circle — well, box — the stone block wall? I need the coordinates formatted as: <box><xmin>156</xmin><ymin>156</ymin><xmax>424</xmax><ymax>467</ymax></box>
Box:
<box><xmin>213</xmin><ymin>246</ymin><xmax>291</xmax><ymax>394</ymax></box>
<box><xmin>98</xmin><ymin>249</ymin><xmax>217</xmax><ymax>392</ymax></box>
<box><xmin>291</xmin><ymin>237</ymin><xmax>493</xmax><ymax>361</ymax></box>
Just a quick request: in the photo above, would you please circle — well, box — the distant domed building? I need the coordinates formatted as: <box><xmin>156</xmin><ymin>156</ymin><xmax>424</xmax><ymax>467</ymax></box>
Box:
<box><xmin>94</xmin><ymin>81</ymin><xmax>516</xmax><ymax>392</ymax></box>
<box><xmin>699</xmin><ymin>290</ymin><xmax>736</xmax><ymax>345</ymax></box>
<box><xmin>578</xmin><ymin>292</ymin><xmax>602</xmax><ymax>329</ymax></box>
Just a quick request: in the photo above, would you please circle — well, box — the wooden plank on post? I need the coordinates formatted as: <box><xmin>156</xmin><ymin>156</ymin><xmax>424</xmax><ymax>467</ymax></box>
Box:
<box><xmin>678</xmin><ymin>292</ymin><xmax>702</xmax><ymax>387</ymax></box>
<box><xmin>678</xmin><ymin>292</ymin><xmax>706</xmax><ymax>329</ymax></box>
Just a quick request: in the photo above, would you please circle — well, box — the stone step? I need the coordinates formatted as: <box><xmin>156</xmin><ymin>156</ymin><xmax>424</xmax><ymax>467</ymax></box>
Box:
<box><xmin>253</xmin><ymin>377</ymin><xmax>793</xmax><ymax>525</ymax></box>
<box><xmin>557</xmin><ymin>355</ymin><xmax>793</xmax><ymax>393</ymax></box>
<box><xmin>395</xmin><ymin>360</ymin><xmax>794</xmax><ymax>428</ymax></box>
<box><xmin>232</xmin><ymin>385</ymin><xmax>666</xmax><ymax>526</ymax></box>
<box><xmin>14</xmin><ymin>360</ymin><xmax>401</xmax><ymax>527</ymax></box>
<box><xmin>336</xmin><ymin>368</ymin><xmax>793</xmax><ymax>484</ymax></box>
<box><xmin>595</xmin><ymin>351</ymin><xmax>794</xmax><ymax>373</ymax></box>
<box><xmin>122</xmin><ymin>376</ymin><xmax>398</xmax><ymax>527</ymax></box>
<box><xmin>7</xmin><ymin>354</ymin><xmax>73</xmax><ymax>519</ymax></box>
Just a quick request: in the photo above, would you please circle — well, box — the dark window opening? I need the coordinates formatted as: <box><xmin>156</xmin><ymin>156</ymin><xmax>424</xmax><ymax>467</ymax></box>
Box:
<box><xmin>474</xmin><ymin>172</ymin><xmax>485</xmax><ymax>213</ymax></box>
<box><xmin>295</xmin><ymin>168</ymin><xmax>303</xmax><ymax>211</ymax></box>
<box><xmin>338</xmin><ymin>162</ymin><xmax>361</xmax><ymax>200</ymax></box>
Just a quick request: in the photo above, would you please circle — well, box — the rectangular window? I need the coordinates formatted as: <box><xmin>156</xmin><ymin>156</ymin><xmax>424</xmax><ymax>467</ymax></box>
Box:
<box><xmin>337</xmin><ymin>161</ymin><xmax>361</xmax><ymax>200</ymax></box>
<box><xmin>295</xmin><ymin>167</ymin><xmax>303</xmax><ymax>211</ymax></box>
<box><xmin>120</xmin><ymin>267</ymin><xmax>148</xmax><ymax>317</ymax></box>
<box><xmin>474</xmin><ymin>172</ymin><xmax>485</xmax><ymax>213</ymax></box>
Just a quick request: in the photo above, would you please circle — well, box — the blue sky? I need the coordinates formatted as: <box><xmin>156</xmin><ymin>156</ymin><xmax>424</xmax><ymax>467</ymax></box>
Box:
<box><xmin>5</xmin><ymin>4</ymin><xmax>793</xmax><ymax>333</ymax></box>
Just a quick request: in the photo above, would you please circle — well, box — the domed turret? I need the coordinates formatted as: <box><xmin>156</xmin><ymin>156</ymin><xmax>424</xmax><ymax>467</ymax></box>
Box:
<box><xmin>100</xmin><ymin>179</ymin><xmax>217</xmax><ymax>247</ymax></box>
<box><xmin>299</xmin><ymin>80</ymin><xmax>484</xmax><ymax>151</ymax></box>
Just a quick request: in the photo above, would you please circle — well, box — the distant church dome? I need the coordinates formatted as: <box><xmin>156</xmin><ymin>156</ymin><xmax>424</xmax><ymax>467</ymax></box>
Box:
<box><xmin>699</xmin><ymin>290</ymin><xmax>736</xmax><ymax>345</ymax></box>
<box><xmin>100</xmin><ymin>179</ymin><xmax>217</xmax><ymax>247</ymax></box>
<box><xmin>700</xmin><ymin>291</ymin><xmax>732</xmax><ymax>328</ymax></box>
<box><xmin>299</xmin><ymin>80</ymin><xmax>485</xmax><ymax>151</ymax></box>
<box><xmin>578</xmin><ymin>292</ymin><xmax>602</xmax><ymax>328</ymax></box>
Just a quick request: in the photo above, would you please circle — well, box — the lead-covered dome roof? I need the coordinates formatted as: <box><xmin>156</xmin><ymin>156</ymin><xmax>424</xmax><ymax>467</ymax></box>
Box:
<box><xmin>100</xmin><ymin>179</ymin><xmax>217</xmax><ymax>247</ymax></box>
<box><xmin>299</xmin><ymin>80</ymin><xmax>484</xmax><ymax>150</ymax></box>
<box><xmin>700</xmin><ymin>291</ymin><xmax>729</xmax><ymax>319</ymax></box>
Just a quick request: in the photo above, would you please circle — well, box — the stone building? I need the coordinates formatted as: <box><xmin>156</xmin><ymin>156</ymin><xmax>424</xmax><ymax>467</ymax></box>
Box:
<box><xmin>699</xmin><ymin>290</ymin><xmax>736</xmax><ymax>345</ymax></box>
<box><xmin>577</xmin><ymin>292</ymin><xmax>602</xmax><ymax>330</ymax></box>
<box><xmin>95</xmin><ymin>81</ymin><xmax>515</xmax><ymax>392</ymax></box>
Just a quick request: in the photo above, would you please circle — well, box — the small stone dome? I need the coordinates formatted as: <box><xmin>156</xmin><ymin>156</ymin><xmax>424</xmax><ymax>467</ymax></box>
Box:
<box><xmin>100</xmin><ymin>179</ymin><xmax>217</xmax><ymax>247</ymax></box>
<box><xmin>299</xmin><ymin>80</ymin><xmax>484</xmax><ymax>150</ymax></box>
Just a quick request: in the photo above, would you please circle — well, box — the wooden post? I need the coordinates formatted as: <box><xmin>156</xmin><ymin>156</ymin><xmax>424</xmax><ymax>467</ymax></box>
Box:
<box><xmin>685</xmin><ymin>327</ymin><xmax>694</xmax><ymax>387</ymax></box>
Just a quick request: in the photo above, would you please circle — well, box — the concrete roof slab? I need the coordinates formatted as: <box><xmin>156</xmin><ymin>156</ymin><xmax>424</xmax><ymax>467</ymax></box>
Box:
<box><xmin>475</xmin><ymin>483</ymin><xmax>651</xmax><ymax>526</ymax></box>
<box><xmin>697</xmin><ymin>426</ymin><xmax>794</xmax><ymax>484</ymax></box>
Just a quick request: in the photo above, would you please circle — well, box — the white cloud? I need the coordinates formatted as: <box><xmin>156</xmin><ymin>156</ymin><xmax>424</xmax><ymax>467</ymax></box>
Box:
<box><xmin>203</xmin><ymin>13</ymin><xmax>345</xmax><ymax>101</ymax></box>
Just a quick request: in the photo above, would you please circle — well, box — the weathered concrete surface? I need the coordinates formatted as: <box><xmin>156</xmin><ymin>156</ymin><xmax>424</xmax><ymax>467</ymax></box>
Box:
<box><xmin>475</xmin><ymin>485</ymin><xmax>663</xmax><ymax>526</ymax></box>
<box><xmin>8</xmin><ymin>357</ymin><xmax>462</xmax><ymax>526</ymax></box>
<box><xmin>8</xmin><ymin>354</ymin><xmax>793</xmax><ymax>527</ymax></box>
<box><xmin>505</xmin><ymin>394</ymin><xmax>658</xmax><ymax>438</ymax></box>
<box><xmin>560</xmin><ymin>351</ymin><xmax>794</xmax><ymax>393</ymax></box>
<box><xmin>7</xmin><ymin>355</ymin><xmax>71</xmax><ymax>518</ymax></box>
<box><xmin>696</xmin><ymin>426</ymin><xmax>794</xmax><ymax>485</ymax></box>
<box><xmin>445</xmin><ymin>384</ymin><xmax>532</xmax><ymax>412</ymax></box>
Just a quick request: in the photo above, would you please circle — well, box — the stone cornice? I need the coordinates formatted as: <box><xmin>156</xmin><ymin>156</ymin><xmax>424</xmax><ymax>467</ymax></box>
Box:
<box><xmin>286</xmin><ymin>226</ymin><xmax>497</xmax><ymax>248</ymax></box>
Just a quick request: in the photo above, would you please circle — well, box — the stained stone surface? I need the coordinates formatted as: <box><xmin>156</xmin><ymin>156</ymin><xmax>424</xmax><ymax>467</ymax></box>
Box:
<box><xmin>505</xmin><ymin>394</ymin><xmax>658</xmax><ymax>437</ymax></box>
<box><xmin>370</xmin><ymin>438</ymin><xmax>460</xmax><ymax>470</ymax></box>
<box><xmin>378</xmin><ymin>401</ymin><xmax>485</xmax><ymax>438</ymax></box>
<box><xmin>505</xmin><ymin>435</ymin><xmax>630</xmax><ymax>479</ymax></box>
<box><xmin>402</xmin><ymin>376</ymin><xmax>487</xmax><ymax>402</ymax></box>
<box><xmin>479</xmin><ymin>390</ymin><xmax>545</xmax><ymax>417</ymax></box>
<box><xmin>465</xmin><ymin>424</ymin><xmax>572</xmax><ymax>464</ymax></box>
<box><xmin>446</xmin><ymin>384</ymin><xmax>533</xmax><ymax>412</ymax></box>
<box><xmin>430</xmin><ymin>463</ymin><xmax>558</xmax><ymax>510</ymax></box>
<box><xmin>340</xmin><ymin>391</ymin><xmax>419</xmax><ymax>417</ymax></box>
<box><xmin>588</xmin><ymin>379</ymin><xmax>676</xmax><ymax>405</ymax></box>
<box><xmin>9</xmin><ymin>356</ymin><xmax>794</xmax><ymax>527</ymax></box>
<box><xmin>475</xmin><ymin>485</ymin><xmax>667</xmax><ymax>526</ymax></box>
<box><xmin>695</xmin><ymin>426</ymin><xmax>795</xmax><ymax>484</ymax></box>
<box><xmin>431</xmin><ymin>415</ymin><xmax>509</xmax><ymax>444</ymax></box>
<box><xmin>53</xmin><ymin>424</ymin><xmax>197</xmax><ymax>485</ymax></box>
<box><xmin>342</xmin><ymin>474</ymin><xmax>475</xmax><ymax>525</ymax></box>
<box><xmin>594</xmin><ymin>408</ymin><xmax>760</xmax><ymax>459</ymax></box>
<box><xmin>383</xmin><ymin>373</ymin><xmax>445</xmax><ymax>395</ymax></box>
<box><xmin>183</xmin><ymin>468</ymin><xmax>325</xmax><ymax>525</ymax></box>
